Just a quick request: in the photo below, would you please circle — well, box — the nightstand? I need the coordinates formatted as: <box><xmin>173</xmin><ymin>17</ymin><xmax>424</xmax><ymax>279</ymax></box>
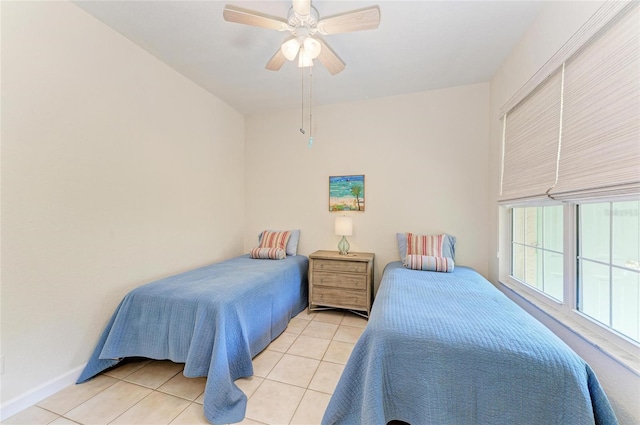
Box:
<box><xmin>308</xmin><ymin>250</ymin><xmax>375</xmax><ymax>318</ymax></box>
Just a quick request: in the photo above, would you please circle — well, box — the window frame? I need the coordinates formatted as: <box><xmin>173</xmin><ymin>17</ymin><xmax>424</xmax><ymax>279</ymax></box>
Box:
<box><xmin>499</xmin><ymin>203</ymin><xmax>640</xmax><ymax>367</ymax></box>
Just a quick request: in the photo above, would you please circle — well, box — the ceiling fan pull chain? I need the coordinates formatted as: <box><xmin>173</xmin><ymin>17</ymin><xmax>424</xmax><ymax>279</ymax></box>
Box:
<box><xmin>300</xmin><ymin>67</ymin><xmax>306</xmax><ymax>135</ymax></box>
<box><xmin>308</xmin><ymin>66</ymin><xmax>313</xmax><ymax>148</ymax></box>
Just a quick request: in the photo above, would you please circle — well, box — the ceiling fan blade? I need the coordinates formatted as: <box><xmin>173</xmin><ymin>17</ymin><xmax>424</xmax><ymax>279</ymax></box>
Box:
<box><xmin>317</xmin><ymin>6</ymin><xmax>381</xmax><ymax>35</ymax></box>
<box><xmin>316</xmin><ymin>38</ymin><xmax>345</xmax><ymax>75</ymax></box>
<box><xmin>223</xmin><ymin>5</ymin><xmax>288</xmax><ymax>31</ymax></box>
<box><xmin>265</xmin><ymin>49</ymin><xmax>287</xmax><ymax>71</ymax></box>
<box><xmin>292</xmin><ymin>0</ymin><xmax>311</xmax><ymax>16</ymax></box>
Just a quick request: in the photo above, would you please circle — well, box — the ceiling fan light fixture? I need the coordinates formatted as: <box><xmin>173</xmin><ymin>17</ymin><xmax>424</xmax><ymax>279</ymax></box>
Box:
<box><xmin>224</xmin><ymin>0</ymin><xmax>381</xmax><ymax>75</ymax></box>
<box><xmin>303</xmin><ymin>37</ymin><xmax>322</xmax><ymax>59</ymax></box>
<box><xmin>281</xmin><ymin>38</ymin><xmax>301</xmax><ymax>61</ymax></box>
<box><xmin>298</xmin><ymin>47</ymin><xmax>313</xmax><ymax>67</ymax></box>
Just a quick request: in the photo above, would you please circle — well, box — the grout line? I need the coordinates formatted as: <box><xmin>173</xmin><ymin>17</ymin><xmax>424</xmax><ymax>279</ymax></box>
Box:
<box><xmin>165</xmin><ymin>400</ymin><xmax>193</xmax><ymax>425</ymax></box>
<box><xmin>320</xmin><ymin>357</ymin><xmax>349</xmax><ymax>366</ymax></box>
<box><xmin>271</xmin><ymin>330</ymin><xmax>302</xmax><ymax>354</ymax></box>
<box><xmin>260</xmin><ymin>376</ymin><xmax>314</xmax><ymax>391</ymax></box>
<box><xmin>59</xmin><ymin>416</ymin><xmax>82</xmax><ymax>425</ymax></box>
<box><xmin>287</xmin><ymin>388</ymin><xmax>309</xmax><ymax>425</ymax></box>
<box><xmin>102</xmin><ymin>362</ymin><xmax>183</xmax><ymax>425</ymax></box>
<box><xmin>243</xmin><ymin>377</ymin><xmax>268</xmax><ymax>424</ymax></box>
<box><xmin>35</xmin><ymin>405</ymin><xmax>63</xmax><ymax>417</ymax></box>
<box><xmin>245</xmin><ymin>375</ymin><xmax>267</xmax><ymax>402</ymax></box>
<box><xmin>154</xmin><ymin>388</ymin><xmax>203</xmax><ymax>403</ymax></box>
<box><xmin>105</xmin><ymin>385</ymin><xmax>155</xmax><ymax>425</ymax></box>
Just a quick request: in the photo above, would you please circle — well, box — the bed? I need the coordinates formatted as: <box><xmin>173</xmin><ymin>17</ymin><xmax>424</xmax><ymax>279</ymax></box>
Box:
<box><xmin>77</xmin><ymin>253</ymin><xmax>308</xmax><ymax>425</ymax></box>
<box><xmin>322</xmin><ymin>261</ymin><xmax>618</xmax><ymax>425</ymax></box>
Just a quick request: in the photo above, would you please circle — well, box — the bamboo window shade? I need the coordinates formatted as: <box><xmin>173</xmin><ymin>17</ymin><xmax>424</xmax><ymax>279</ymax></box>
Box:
<box><xmin>499</xmin><ymin>69</ymin><xmax>563</xmax><ymax>203</ymax></box>
<box><xmin>550</xmin><ymin>6</ymin><xmax>640</xmax><ymax>201</ymax></box>
<box><xmin>499</xmin><ymin>2</ymin><xmax>639</xmax><ymax>205</ymax></box>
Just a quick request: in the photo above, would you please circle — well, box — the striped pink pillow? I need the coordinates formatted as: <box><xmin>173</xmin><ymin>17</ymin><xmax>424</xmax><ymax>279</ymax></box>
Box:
<box><xmin>404</xmin><ymin>255</ymin><xmax>454</xmax><ymax>273</ymax></box>
<box><xmin>406</xmin><ymin>233</ymin><xmax>445</xmax><ymax>257</ymax></box>
<box><xmin>250</xmin><ymin>247</ymin><xmax>286</xmax><ymax>260</ymax></box>
<box><xmin>258</xmin><ymin>230</ymin><xmax>291</xmax><ymax>251</ymax></box>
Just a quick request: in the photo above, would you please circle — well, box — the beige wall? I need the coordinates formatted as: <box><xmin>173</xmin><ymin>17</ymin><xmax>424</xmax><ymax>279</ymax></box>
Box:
<box><xmin>245</xmin><ymin>83</ymin><xmax>490</xmax><ymax>290</ymax></box>
<box><xmin>1</xmin><ymin>1</ymin><xmax>245</xmax><ymax>404</ymax></box>
<box><xmin>489</xmin><ymin>2</ymin><xmax>639</xmax><ymax>424</ymax></box>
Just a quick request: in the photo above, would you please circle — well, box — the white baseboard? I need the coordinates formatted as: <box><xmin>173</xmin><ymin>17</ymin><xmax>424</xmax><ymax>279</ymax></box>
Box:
<box><xmin>0</xmin><ymin>363</ymin><xmax>86</xmax><ymax>421</ymax></box>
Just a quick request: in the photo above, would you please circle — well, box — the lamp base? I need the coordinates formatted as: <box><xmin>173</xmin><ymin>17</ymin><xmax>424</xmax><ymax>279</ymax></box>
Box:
<box><xmin>338</xmin><ymin>236</ymin><xmax>350</xmax><ymax>255</ymax></box>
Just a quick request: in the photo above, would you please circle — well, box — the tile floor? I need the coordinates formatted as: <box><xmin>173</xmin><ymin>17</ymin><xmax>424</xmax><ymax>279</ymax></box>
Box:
<box><xmin>3</xmin><ymin>309</ymin><xmax>366</xmax><ymax>425</ymax></box>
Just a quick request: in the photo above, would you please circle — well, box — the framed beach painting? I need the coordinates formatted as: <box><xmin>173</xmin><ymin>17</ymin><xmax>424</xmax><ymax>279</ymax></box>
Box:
<box><xmin>329</xmin><ymin>175</ymin><xmax>365</xmax><ymax>211</ymax></box>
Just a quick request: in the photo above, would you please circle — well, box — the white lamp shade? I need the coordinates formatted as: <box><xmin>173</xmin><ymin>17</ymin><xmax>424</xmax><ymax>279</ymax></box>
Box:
<box><xmin>303</xmin><ymin>37</ymin><xmax>322</xmax><ymax>59</ymax></box>
<box><xmin>334</xmin><ymin>216</ymin><xmax>353</xmax><ymax>236</ymax></box>
<box><xmin>281</xmin><ymin>38</ymin><xmax>300</xmax><ymax>61</ymax></box>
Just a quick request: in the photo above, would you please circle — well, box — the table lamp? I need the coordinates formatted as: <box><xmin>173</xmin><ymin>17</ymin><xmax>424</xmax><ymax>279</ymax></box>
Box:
<box><xmin>335</xmin><ymin>216</ymin><xmax>353</xmax><ymax>255</ymax></box>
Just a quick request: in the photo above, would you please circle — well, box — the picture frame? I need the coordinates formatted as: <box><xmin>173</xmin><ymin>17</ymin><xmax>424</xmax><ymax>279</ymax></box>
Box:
<box><xmin>329</xmin><ymin>175</ymin><xmax>365</xmax><ymax>211</ymax></box>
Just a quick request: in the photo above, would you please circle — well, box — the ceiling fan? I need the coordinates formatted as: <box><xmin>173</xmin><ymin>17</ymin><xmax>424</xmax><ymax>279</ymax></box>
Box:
<box><xmin>223</xmin><ymin>0</ymin><xmax>380</xmax><ymax>75</ymax></box>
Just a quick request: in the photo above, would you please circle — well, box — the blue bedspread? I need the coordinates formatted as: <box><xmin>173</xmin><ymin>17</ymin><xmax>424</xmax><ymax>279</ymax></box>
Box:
<box><xmin>323</xmin><ymin>262</ymin><xmax>618</xmax><ymax>425</ymax></box>
<box><xmin>78</xmin><ymin>254</ymin><xmax>308</xmax><ymax>424</ymax></box>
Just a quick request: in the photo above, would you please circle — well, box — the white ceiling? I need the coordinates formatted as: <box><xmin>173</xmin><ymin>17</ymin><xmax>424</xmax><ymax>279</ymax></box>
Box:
<box><xmin>72</xmin><ymin>1</ymin><xmax>544</xmax><ymax>115</ymax></box>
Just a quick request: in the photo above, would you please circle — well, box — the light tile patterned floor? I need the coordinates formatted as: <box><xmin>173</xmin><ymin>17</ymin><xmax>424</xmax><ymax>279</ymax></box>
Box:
<box><xmin>3</xmin><ymin>310</ymin><xmax>366</xmax><ymax>425</ymax></box>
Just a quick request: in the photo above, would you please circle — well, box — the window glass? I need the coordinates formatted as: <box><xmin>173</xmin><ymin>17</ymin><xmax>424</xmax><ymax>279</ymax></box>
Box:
<box><xmin>578</xmin><ymin>201</ymin><xmax>640</xmax><ymax>343</ymax></box>
<box><xmin>525</xmin><ymin>246</ymin><xmax>542</xmax><ymax>289</ymax></box>
<box><xmin>512</xmin><ymin>244</ymin><xmax>525</xmax><ymax>281</ymax></box>
<box><xmin>543</xmin><ymin>251</ymin><xmax>563</xmax><ymax>300</ymax></box>
<box><xmin>612</xmin><ymin>268</ymin><xmax>639</xmax><ymax>342</ymax></box>
<box><xmin>612</xmin><ymin>200</ymin><xmax>640</xmax><ymax>270</ymax></box>
<box><xmin>511</xmin><ymin>205</ymin><xmax>563</xmax><ymax>301</ymax></box>
<box><xmin>580</xmin><ymin>260</ymin><xmax>611</xmax><ymax>325</ymax></box>
<box><xmin>580</xmin><ymin>203</ymin><xmax>610</xmax><ymax>262</ymax></box>
<box><xmin>524</xmin><ymin>207</ymin><xmax>541</xmax><ymax>247</ymax></box>
<box><xmin>544</xmin><ymin>206</ymin><xmax>563</xmax><ymax>252</ymax></box>
<box><xmin>513</xmin><ymin>207</ymin><xmax>525</xmax><ymax>244</ymax></box>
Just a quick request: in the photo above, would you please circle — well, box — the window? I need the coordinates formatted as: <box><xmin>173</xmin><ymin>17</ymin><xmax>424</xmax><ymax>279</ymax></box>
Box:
<box><xmin>511</xmin><ymin>206</ymin><xmax>563</xmax><ymax>301</ymax></box>
<box><xmin>499</xmin><ymin>2</ymin><xmax>639</xmax><ymax>359</ymax></box>
<box><xmin>507</xmin><ymin>201</ymin><xmax>640</xmax><ymax>346</ymax></box>
<box><xmin>578</xmin><ymin>201</ymin><xmax>640</xmax><ymax>342</ymax></box>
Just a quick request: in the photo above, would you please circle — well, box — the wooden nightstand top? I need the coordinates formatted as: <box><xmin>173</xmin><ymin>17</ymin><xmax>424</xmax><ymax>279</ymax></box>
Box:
<box><xmin>309</xmin><ymin>250</ymin><xmax>375</xmax><ymax>262</ymax></box>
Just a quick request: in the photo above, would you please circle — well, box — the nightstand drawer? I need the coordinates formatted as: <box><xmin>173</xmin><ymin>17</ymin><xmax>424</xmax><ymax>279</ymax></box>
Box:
<box><xmin>314</xmin><ymin>271</ymin><xmax>367</xmax><ymax>290</ymax></box>
<box><xmin>314</xmin><ymin>259</ymin><xmax>367</xmax><ymax>274</ymax></box>
<box><xmin>312</xmin><ymin>287</ymin><xmax>367</xmax><ymax>308</ymax></box>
